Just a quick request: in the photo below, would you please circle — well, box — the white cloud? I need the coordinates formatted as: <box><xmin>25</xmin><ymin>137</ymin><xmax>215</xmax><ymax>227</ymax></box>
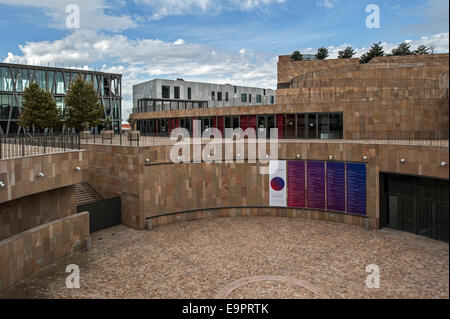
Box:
<box><xmin>136</xmin><ymin>0</ymin><xmax>286</xmax><ymax>20</ymax></box>
<box><xmin>0</xmin><ymin>0</ymin><xmax>137</xmax><ymax>31</ymax></box>
<box><xmin>2</xmin><ymin>30</ymin><xmax>277</xmax><ymax>118</ymax></box>
<box><xmin>317</xmin><ymin>0</ymin><xmax>339</xmax><ymax>9</ymax></box>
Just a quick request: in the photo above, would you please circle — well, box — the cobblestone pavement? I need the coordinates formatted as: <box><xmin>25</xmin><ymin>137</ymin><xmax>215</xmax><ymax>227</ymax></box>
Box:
<box><xmin>1</xmin><ymin>217</ymin><xmax>448</xmax><ymax>299</ymax></box>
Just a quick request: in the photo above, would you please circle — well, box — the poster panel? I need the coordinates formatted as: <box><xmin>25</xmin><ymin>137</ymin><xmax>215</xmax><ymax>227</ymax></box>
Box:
<box><xmin>307</xmin><ymin>161</ymin><xmax>326</xmax><ymax>210</ymax></box>
<box><xmin>269</xmin><ymin>160</ymin><xmax>287</xmax><ymax>207</ymax></box>
<box><xmin>347</xmin><ymin>163</ymin><xmax>367</xmax><ymax>215</ymax></box>
<box><xmin>287</xmin><ymin>161</ymin><xmax>306</xmax><ymax>208</ymax></box>
<box><xmin>326</xmin><ymin>162</ymin><xmax>346</xmax><ymax>212</ymax></box>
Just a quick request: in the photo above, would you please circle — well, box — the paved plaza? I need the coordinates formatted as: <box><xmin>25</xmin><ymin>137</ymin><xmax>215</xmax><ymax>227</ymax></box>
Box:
<box><xmin>1</xmin><ymin>217</ymin><xmax>448</xmax><ymax>299</ymax></box>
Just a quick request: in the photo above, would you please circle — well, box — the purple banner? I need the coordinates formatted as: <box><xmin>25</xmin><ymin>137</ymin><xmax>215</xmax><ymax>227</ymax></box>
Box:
<box><xmin>307</xmin><ymin>161</ymin><xmax>325</xmax><ymax>210</ymax></box>
<box><xmin>326</xmin><ymin>162</ymin><xmax>346</xmax><ymax>212</ymax></box>
<box><xmin>287</xmin><ymin>161</ymin><xmax>306</xmax><ymax>208</ymax></box>
<box><xmin>347</xmin><ymin>163</ymin><xmax>367</xmax><ymax>215</ymax></box>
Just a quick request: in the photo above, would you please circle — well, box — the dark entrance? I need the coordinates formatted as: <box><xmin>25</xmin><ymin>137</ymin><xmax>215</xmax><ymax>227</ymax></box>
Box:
<box><xmin>380</xmin><ymin>173</ymin><xmax>449</xmax><ymax>242</ymax></box>
<box><xmin>77</xmin><ymin>197</ymin><xmax>122</xmax><ymax>233</ymax></box>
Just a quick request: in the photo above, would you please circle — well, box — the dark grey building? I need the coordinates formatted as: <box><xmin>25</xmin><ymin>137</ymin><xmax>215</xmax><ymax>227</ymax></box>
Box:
<box><xmin>0</xmin><ymin>62</ymin><xmax>122</xmax><ymax>134</ymax></box>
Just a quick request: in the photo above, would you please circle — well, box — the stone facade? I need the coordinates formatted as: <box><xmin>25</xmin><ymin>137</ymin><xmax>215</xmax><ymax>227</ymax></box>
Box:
<box><xmin>0</xmin><ymin>186</ymin><xmax>76</xmax><ymax>241</ymax></box>
<box><xmin>0</xmin><ymin>151</ymin><xmax>87</xmax><ymax>204</ymax></box>
<box><xmin>133</xmin><ymin>54</ymin><xmax>449</xmax><ymax>140</ymax></box>
<box><xmin>0</xmin><ymin>212</ymin><xmax>89</xmax><ymax>293</ymax></box>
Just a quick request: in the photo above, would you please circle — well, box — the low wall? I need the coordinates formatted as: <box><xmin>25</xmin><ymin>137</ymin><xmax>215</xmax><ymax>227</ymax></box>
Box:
<box><xmin>0</xmin><ymin>211</ymin><xmax>89</xmax><ymax>293</ymax></box>
<box><xmin>0</xmin><ymin>151</ymin><xmax>87</xmax><ymax>204</ymax></box>
<box><xmin>148</xmin><ymin>207</ymin><xmax>366</xmax><ymax>229</ymax></box>
<box><xmin>0</xmin><ymin>185</ymin><xmax>76</xmax><ymax>241</ymax></box>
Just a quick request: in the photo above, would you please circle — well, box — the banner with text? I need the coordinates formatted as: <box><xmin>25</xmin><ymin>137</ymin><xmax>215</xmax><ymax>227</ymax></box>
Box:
<box><xmin>269</xmin><ymin>160</ymin><xmax>287</xmax><ymax>207</ymax></box>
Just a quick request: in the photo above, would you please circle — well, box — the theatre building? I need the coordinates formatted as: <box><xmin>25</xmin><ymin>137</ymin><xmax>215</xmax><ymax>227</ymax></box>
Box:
<box><xmin>131</xmin><ymin>53</ymin><xmax>449</xmax><ymax>242</ymax></box>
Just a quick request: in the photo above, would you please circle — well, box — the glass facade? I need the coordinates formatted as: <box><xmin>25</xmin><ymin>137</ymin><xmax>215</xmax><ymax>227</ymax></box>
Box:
<box><xmin>0</xmin><ymin>63</ymin><xmax>122</xmax><ymax>135</ymax></box>
<box><xmin>136</xmin><ymin>112</ymin><xmax>343</xmax><ymax>140</ymax></box>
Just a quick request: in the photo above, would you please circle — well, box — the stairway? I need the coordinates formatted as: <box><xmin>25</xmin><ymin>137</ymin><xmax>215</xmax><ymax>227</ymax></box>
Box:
<box><xmin>75</xmin><ymin>183</ymin><xmax>101</xmax><ymax>206</ymax></box>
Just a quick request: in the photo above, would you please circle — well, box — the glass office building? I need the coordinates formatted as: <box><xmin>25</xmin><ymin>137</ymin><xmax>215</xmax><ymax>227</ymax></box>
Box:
<box><xmin>0</xmin><ymin>62</ymin><xmax>122</xmax><ymax>134</ymax></box>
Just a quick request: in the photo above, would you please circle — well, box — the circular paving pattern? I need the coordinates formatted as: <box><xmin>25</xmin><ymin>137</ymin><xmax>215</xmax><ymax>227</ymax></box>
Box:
<box><xmin>214</xmin><ymin>275</ymin><xmax>328</xmax><ymax>299</ymax></box>
<box><xmin>0</xmin><ymin>217</ymin><xmax>448</xmax><ymax>299</ymax></box>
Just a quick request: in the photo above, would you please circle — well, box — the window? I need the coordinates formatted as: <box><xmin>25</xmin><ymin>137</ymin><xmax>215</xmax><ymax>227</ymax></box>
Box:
<box><xmin>249</xmin><ymin>94</ymin><xmax>252</xmax><ymax>103</ymax></box>
<box><xmin>212</xmin><ymin>91</ymin><xmax>215</xmax><ymax>100</ymax></box>
<box><xmin>256</xmin><ymin>94</ymin><xmax>262</xmax><ymax>103</ymax></box>
<box><xmin>263</xmin><ymin>89</ymin><xmax>266</xmax><ymax>96</ymax></box>
<box><xmin>241</xmin><ymin>93</ymin><xmax>247</xmax><ymax>103</ymax></box>
<box><xmin>187</xmin><ymin>87</ymin><xmax>192</xmax><ymax>100</ymax></box>
<box><xmin>329</xmin><ymin>113</ymin><xmax>343</xmax><ymax>139</ymax></box>
<box><xmin>225</xmin><ymin>92</ymin><xmax>229</xmax><ymax>102</ymax></box>
<box><xmin>319</xmin><ymin>114</ymin><xmax>330</xmax><ymax>139</ymax></box>
<box><xmin>174</xmin><ymin>86</ymin><xmax>180</xmax><ymax>99</ymax></box>
<box><xmin>218</xmin><ymin>92</ymin><xmax>222</xmax><ymax>101</ymax></box>
<box><xmin>270</xmin><ymin>96</ymin><xmax>275</xmax><ymax>104</ymax></box>
<box><xmin>234</xmin><ymin>86</ymin><xmax>237</xmax><ymax>93</ymax></box>
<box><xmin>162</xmin><ymin>85</ymin><xmax>170</xmax><ymax>99</ymax></box>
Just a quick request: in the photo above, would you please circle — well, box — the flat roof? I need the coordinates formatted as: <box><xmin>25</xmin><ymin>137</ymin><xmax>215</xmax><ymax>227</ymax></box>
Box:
<box><xmin>0</xmin><ymin>62</ymin><xmax>122</xmax><ymax>77</ymax></box>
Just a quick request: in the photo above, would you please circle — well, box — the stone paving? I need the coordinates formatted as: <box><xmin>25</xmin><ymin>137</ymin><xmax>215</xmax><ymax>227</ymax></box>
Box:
<box><xmin>0</xmin><ymin>217</ymin><xmax>448</xmax><ymax>299</ymax></box>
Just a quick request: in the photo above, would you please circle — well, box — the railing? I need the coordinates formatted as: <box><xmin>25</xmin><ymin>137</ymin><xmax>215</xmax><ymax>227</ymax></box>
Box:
<box><xmin>80</xmin><ymin>132</ymin><xmax>141</xmax><ymax>146</ymax></box>
<box><xmin>0</xmin><ymin>134</ymin><xmax>81</xmax><ymax>159</ymax></box>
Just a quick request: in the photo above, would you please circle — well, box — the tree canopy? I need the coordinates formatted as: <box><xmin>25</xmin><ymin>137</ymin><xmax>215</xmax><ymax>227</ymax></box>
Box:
<box><xmin>413</xmin><ymin>45</ymin><xmax>430</xmax><ymax>55</ymax></box>
<box><xmin>391</xmin><ymin>42</ymin><xmax>413</xmax><ymax>56</ymax></box>
<box><xmin>315</xmin><ymin>47</ymin><xmax>329</xmax><ymax>60</ymax></box>
<box><xmin>338</xmin><ymin>47</ymin><xmax>356</xmax><ymax>59</ymax></box>
<box><xmin>360</xmin><ymin>42</ymin><xmax>385</xmax><ymax>64</ymax></box>
<box><xmin>18</xmin><ymin>82</ymin><xmax>61</xmax><ymax>132</ymax></box>
<box><xmin>290</xmin><ymin>51</ymin><xmax>303</xmax><ymax>61</ymax></box>
<box><xmin>65</xmin><ymin>76</ymin><xmax>104</xmax><ymax>132</ymax></box>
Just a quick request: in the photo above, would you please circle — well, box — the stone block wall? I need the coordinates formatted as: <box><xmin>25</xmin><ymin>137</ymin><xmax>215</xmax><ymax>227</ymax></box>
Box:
<box><xmin>0</xmin><ymin>212</ymin><xmax>89</xmax><ymax>293</ymax></box>
<box><xmin>0</xmin><ymin>151</ymin><xmax>86</xmax><ymax>204</ymax></box>
<box><xmin>0</xmin><ymin>186</ymin><xmax>76</xmax><ymax>241</ymax></box>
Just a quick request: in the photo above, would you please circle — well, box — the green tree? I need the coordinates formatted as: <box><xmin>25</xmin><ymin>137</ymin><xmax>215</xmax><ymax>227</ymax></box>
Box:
<box><xmin>391</xmin><ymin>42</ymin><xmax>413</xmax><ymax>56</ymax></box>
<box><xmin>315</xmin><ymin>47</ymin><xmax>329</xmax><ymax>60</ymax></box>
<box><xmin>413</xmin><ymin>44</ymin><xmax>430</xmax><ymax>55</ymax></box>
<box><xmin>360</xmin><ymin>42</ymin><xmax>385</xmax><ymax>64</ymax></box>
<box><xmin>290</xmin><ymin>51</ymin><xmax>303</xmax><ymax>61</ymax></box>
<box><xmin>18</xmin><ymin>82</ymin><xmax>61</xmax><ymax>132</ymax></box>
<box><xmin>338</xmin><ymin>47</ymin><xmax>356</xmax><ymax>59</ymax></box>
<box><xmin>65</xmin><ymin>76</ymin><xmax>104</xmax><ymax>132</ymax></box>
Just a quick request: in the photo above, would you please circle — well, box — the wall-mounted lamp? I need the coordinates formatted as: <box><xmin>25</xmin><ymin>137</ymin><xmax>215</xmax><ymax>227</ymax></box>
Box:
<box><xmin>74</xmin><ymin>167</ymin><xmax>81</xmax><ymax>172</ymax></box>
<box><xmin>400</xmin><ymin>158</ymin><xmax>407</xmax><ymax>164</ymax></box>
<box><xmin>177</xmin><ymin>156</ymin><xmax>181</xmax><ymax>161</ymax></box>
<box><xmin>329</xmin><ymin>155</ymin><xmax>334</xmax><ymax>160</ymax></box>
<box><xmin>363</xmin><ymin>156</ymin><xmax>368</xmax><ymax>161</ymax></box>
<box><xmin>145</xmin><ymin>158</ymin><xmax>151</xmax><ymax>163</ymax></box>
<box><xmin>0</xmin><ymin>181</ymin><xmax>5</xmax><ymax>188</ymax></box>
<box><xmin>265</xmin><ymin>154</ymin><xmax>269</xmax><ymax>159</ymax></box>
<box><xmin>296</xmin><ymin>154</ymin><xmax>301</xmax><ymax>159</ymax></box>
<box><xmin>237</xmin><ymin>154</ymin><xmax>241</xmax><ymax>158</ymax></box>
<box><xmin>441</xmin><ymin>161</ymin><xmax>448</xmax><ymax>167</ymax></box>
<box><xmin>36</xmin><ymin>172</ymin><xmax>45</xmax><ymax>178</ymax></box>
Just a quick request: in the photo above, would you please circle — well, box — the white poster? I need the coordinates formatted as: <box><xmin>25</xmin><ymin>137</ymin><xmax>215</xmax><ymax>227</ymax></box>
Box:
<box><xmin>269</xmin><ymin>160</ymin><xmax>287</xmax><ymax>207</ymax></box>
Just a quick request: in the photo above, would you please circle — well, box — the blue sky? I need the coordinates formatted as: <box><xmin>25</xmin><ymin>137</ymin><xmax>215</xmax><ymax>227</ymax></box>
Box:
<box><xmin>0</xmin><ymin>0</ymin><xmax>448</xmax><ymax>117</ymax></box>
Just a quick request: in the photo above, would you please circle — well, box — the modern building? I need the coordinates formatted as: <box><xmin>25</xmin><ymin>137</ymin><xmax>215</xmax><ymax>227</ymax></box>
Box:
<box><xmin>0</xmin><ymin>62</ymin><xmax>122</xmax><ymax>135</ymax></box>
<box><xmin>133</xmin><ymin>79</ymin><xmax>275</xmax><ymax>114</ymax></box>
<box><xmin>130</xmin><ymin>53</ymin><xmax>449</xmax><ymax>242</ymax></box>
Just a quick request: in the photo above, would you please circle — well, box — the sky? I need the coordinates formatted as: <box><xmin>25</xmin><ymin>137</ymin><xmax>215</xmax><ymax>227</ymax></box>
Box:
<box><xmin>0</xmin><ymin>0</ymin><xmax>448</xmax><ymax>119</ymax></box>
